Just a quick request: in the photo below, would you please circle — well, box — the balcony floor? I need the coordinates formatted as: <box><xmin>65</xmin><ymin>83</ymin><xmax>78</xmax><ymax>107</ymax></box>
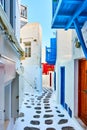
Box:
<box><xmin>13</xmin><ymin>87</ymin><xmax>83</xmax><ymax>130</ymax></box>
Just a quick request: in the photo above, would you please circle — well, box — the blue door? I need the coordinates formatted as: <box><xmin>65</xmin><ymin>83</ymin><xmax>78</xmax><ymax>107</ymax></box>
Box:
<box><xmin>60</xmin><ymin>67</ymin><xmax>65</xmax><ymax>107</ymax></box>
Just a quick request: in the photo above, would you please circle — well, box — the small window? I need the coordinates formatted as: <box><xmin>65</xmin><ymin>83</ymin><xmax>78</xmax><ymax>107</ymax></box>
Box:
<box><xmin>21</xmin><ymin>5</ymin><xmax>27</xmax><ymax>19</ymax></box>
<box><xmin>24</xmin><ymin>42</ymin><xmax>31</xmax><ymax>57</ymax></box>
<box><xmin>25</xmin><ymin>47</ymin><xmax>31</xmax><ymax>57</ymax></box>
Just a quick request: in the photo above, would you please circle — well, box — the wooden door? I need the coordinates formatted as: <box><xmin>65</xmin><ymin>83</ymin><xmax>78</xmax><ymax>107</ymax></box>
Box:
<box><xmin>78</xmin><ymin>59</ymin><xmax>87</xmax><ymax>125</ymax></box>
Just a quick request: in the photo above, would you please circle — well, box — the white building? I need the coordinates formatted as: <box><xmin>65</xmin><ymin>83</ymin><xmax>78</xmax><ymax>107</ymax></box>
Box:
<box><xmin>51</xmin><ymin>1</ymin><xmax>87</xmax><ymax>128</ymax></box>
<box><xmin>20</xmin><ymin>23</ymin><xmax>42</xmax><ymax>93</ymax></box>
<box><xmin>56</xmin><ymin>26</ymin><xmax>87</xmax><ymax>129</ymax></box>
<box><xmin>0</xmin><ymin>0</ymin><xmax>23</xmax><ymax>130</ymax></box>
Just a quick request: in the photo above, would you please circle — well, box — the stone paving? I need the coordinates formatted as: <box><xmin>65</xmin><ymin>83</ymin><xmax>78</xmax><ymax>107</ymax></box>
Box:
<box><xmin>13</xmin><ymin>87</ymin><xmax>83</xmax><ymax>130</ymax></box>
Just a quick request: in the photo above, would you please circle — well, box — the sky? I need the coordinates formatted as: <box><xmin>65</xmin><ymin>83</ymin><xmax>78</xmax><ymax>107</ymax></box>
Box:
<box><xmin>21</xmin><ymin>0</ymin><xmax>56</xmax><ymax>48</ymax></box>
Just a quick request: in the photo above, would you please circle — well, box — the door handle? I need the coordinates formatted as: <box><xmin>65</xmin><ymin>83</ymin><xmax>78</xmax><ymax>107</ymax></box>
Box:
<box><xmin>83</xmin><ymin>90</ymin><xmax>87</xmax><ymax>93</ymax></box>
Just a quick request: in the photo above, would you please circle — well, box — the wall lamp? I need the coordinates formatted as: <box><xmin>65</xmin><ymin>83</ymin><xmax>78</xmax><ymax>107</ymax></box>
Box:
<box><xmin>74</xmin><ymin>37</ymin><xmax>80</xmax><ymax>48</ymax></box>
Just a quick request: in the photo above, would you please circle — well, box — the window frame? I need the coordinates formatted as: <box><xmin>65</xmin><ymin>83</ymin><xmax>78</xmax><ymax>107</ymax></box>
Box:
<box><xmin>24</xmin><ymin>42</ymin><xmax>31</xmax><ymax>58</ymax></box>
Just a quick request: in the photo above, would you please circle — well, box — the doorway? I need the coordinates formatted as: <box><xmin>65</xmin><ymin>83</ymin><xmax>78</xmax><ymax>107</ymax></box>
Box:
<box><xmin>4</xmin><ymin>84</ymin><xmax>11</xmax><ymax>130</ymax></box>
<box><xmin>60</xmin><ymin>67</ymin><xmax>65</xmax><ymax>107</ymax></box>
<box><xmin>78</xmin><ymin>59</ymin><xmax>87</xmax><ymax>125</ymax></box>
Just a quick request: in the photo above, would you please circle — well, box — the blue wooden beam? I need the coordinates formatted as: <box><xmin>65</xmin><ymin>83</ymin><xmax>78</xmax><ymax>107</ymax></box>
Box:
<box><xmin>57</xmin><ymin>14</ymin><xmax>87</xmax><ymax>19</ymax></box>
<box><xmin>74</xmin><ymin>19</ymin><xmax>87</xmax><ymax>59</ymax></box>
<box><xmin>52</xmin><ymin>0</ymin><xmax>63</xmax><ymax>28</ymax></box>
<box><xmin>64</xmin><ymin>0</ymin><xmax>82</xmax><ymax>4</ymax></box>
<box><xmin>65</xmin><ymin>0</ymin><xmax>87</xmax><ymax>30</ymax></box>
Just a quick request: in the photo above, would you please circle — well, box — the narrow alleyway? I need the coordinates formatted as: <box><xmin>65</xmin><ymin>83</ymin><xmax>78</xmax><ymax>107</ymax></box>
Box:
<box><xmin>13</xmin><ymin>87</ymin><xmax>83</xmax><ymax>130</ymax></box>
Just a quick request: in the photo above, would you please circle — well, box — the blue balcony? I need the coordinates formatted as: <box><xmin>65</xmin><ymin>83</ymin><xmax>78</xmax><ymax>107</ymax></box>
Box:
<box><xmin>51</xmin><ymin>0</ymin><xmax>87</xmax><ymax>59</ymax></box>
<box><xmin>46</xmin><ymin>38</ymin><xmax>56</xmax><ymax>65</ymax></box>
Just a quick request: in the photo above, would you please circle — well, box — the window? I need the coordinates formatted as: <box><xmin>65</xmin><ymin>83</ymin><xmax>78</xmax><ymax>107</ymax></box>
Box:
<box><xmin>21</xmin><ymin>5</ymin><xmax>27</xmax><ymax>19</ymax></box>
<box><xmin>24</xmin><ymin>42</ymin><xmax>31</xmax><ymax>57</ymax></box>
<box><xmin>25</xmin><ymin>47</ymin><xmax>31</xmax><ymax>57</ymax></box>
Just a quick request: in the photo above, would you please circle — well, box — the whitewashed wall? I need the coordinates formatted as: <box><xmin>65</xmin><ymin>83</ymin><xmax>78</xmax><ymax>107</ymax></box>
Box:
<box><xmin>65</xmin><ymin>60</ymin><xmax>74</xmax><ymax>116</ymax></box>
<box><xmin>22</xmin><ymin>63</ymin><xmax>42</xmax><ymax>91</ymax></box>
<box><xmin>55</xmin><ymin>29</ymin><xmax>74</xmax><ymax>116</ymax></box>
<box><xmin>21</xmin><ymin>23</ymin><xmax>42</xmax><ymax>66</ymax></box>
<box><xmin>57</xmin><ymin>29</ymin><xmax>72</xmax><ymax>62</ymax></box>
<box><xmin>21</xmin><ymin>23</ymin><xmax>42</xmax><ymax>92</ymax></box>
<box><xmin>42</xmin><ymin>75</ymin><xmax>49</xmax><ymax>87</ymax></box>
<box><xmin>42</xmin><ymin>48</ymin><xmax>46</xmax><ymax>63</ymax></box>
<box><xmin>56</xmin><ymin>29</ymin><xmax>73</xmax><ymax>103</ymax></box>
<box><xmin>0</xmin><ymin>35</ymin><xmax>20</xmax><ymax>69</ymax></box>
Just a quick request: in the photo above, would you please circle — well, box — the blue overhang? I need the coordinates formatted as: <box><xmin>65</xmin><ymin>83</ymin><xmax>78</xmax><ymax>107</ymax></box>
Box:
<box><xmin>52</xmin><ymin>0</ymin><xmax>87</xmax><ymax>29</ymax></box>
<box><xmin>52</xmin><ymin>0</ymin><xmax>87</xmax><ymax>59</ymax></box>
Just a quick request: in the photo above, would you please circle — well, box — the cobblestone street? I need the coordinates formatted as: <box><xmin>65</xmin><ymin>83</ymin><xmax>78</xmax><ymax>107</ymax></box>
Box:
<box><xmin>13</xmin><ymin>87</ymin><xmax>83</xmax><ymax>130</ymax></box>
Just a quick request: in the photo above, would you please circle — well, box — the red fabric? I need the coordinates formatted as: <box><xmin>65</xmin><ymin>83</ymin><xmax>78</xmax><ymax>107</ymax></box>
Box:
<box><xmin>42</xmin><ymin>63</ymin><xmax>55</xmax><ymax>75</ymax></box>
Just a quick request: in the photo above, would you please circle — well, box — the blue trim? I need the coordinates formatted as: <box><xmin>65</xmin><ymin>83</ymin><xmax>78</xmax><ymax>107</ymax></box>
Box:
<box><xmin>68</xmin><ymin>107</ymin><xmax>72</xmax><ymax>117</ymax></box>
<box><xmin>74</xmin><ymin>18</ymin><xmax>87</xmax><ymax>59</ymax></box>
<box><xmin>64</xmin><ymin>103</ymin><xmax>72</xmax><ymax>117</ymax></box>
<box><xmin>60</xmin><ymin>67</ymin><xmax>65</xmax><ymax>107</ymax></box>
<box><xmin>64</xmin><ymin>103</ymin><xmax>68</xmax><ymax>111</ymax></box>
